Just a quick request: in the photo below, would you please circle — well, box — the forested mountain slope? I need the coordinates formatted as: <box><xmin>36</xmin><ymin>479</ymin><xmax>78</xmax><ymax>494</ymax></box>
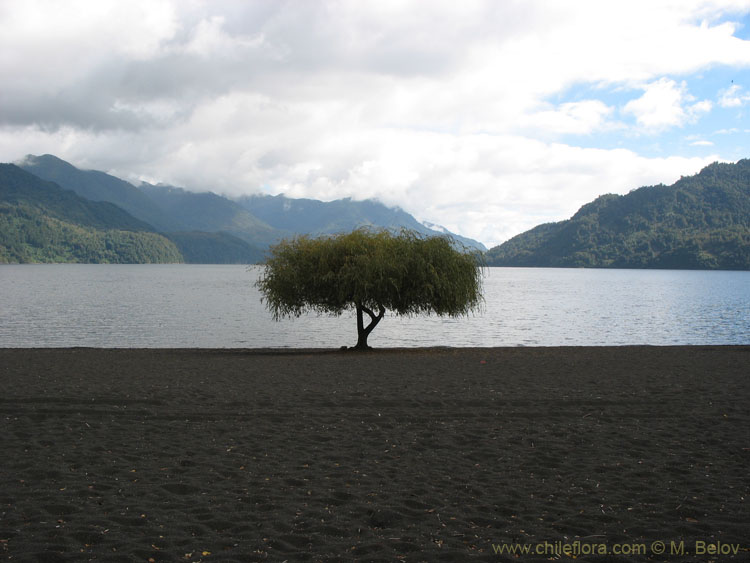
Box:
<box><xmin>486</xmin><ymin>160</ymin><xmax>750</xmax><ymax>270</ymax></box>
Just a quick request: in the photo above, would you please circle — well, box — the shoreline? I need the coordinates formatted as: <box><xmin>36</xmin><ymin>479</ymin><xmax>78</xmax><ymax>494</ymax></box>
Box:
<box><xmin>2</xmin><ymin>346</ymin><xmax>748</xmax><ymax>561</ymax></box>
<box><xmin>2</xmin><ymin>343</ymin><xmax>748</xmax><ymax>351</ymax></box>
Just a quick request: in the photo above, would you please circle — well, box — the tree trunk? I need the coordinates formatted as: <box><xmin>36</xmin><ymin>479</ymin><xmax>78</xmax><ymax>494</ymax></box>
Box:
<box><xmin>354</xmin><ymin>303</ymin><xmax>385</xmax><ymax>349</ymax></box>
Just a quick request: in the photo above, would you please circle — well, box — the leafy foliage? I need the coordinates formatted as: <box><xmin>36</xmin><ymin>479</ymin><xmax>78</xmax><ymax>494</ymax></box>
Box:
<box><xmin>486</xmin><ymin>159</ymin><xmax>750</xmax><ymax>270</ymax></box>
<box><xmin>256</xmin><ymin>229</ymin><xmax>484</xmax><ymax>347</ymax></box>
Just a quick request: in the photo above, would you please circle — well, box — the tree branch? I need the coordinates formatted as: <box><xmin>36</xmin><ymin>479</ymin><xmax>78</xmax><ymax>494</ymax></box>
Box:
<box><xmin>360</xmin><ymin>304</ymin><xmax>385</xmax><ymax>324</ymax></box>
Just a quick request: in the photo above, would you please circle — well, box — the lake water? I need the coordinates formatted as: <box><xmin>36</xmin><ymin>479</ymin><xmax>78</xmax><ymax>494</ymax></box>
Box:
<box><xmin>1</xmin><ymin>264</ymin><xmax>749</xmax><ymax>348</ymax></box>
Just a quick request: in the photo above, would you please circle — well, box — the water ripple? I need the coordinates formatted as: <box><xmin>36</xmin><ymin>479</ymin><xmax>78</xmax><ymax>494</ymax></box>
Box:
<box><xmin>1</xmin><ymin>264</ymin><xmax>749</xmax><ymax>347</ymax></box>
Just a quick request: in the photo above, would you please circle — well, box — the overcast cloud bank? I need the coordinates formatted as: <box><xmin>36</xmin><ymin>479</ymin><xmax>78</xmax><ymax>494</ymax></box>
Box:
<box><xmin>1</xmin><ymin>0</ymin><xmax>749</xmax><ymax>246</ymax></box>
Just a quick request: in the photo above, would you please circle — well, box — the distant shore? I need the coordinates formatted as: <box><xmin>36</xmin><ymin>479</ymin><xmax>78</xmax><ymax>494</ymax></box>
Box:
<box><xmin>1</xmin><ymin>346</ymin><xmax>748</xmax><ymax>561</ymax></box>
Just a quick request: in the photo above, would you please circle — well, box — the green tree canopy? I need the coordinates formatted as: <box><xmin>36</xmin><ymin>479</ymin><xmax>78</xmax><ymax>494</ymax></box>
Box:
<box><xmin>256</xmin><ymin>228</ymin><xmax>485</xmax><ymax>349</ymax></box>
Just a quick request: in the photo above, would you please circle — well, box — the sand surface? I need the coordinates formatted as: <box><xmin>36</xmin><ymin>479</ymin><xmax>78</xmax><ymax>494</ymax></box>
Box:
<box><xmin>1</xmin><ymin>346</ymin><xmax>749</xmax><ymax>562</ymax></box>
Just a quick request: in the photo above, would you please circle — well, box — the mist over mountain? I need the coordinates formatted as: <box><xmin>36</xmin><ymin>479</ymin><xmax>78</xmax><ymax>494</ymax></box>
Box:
<box><xmin>236</xmin><ymin>194</ymin><xmax>487</xmax><ymax>251</ymax></box>
<box><xmin>1</xmin><ymin>163</ymin><xmax>153</xmax><ymax>232</ymax></box>
<box><xmin>18</xmin><ymin>154</ymin><xmax>184</xmax><ymax>232</ymax></box>
<box><xmin>4</xmin><ymin>154</ymin><xmax>749</xmax><ymax>267</ymax></box>
<box><xmin>486</xmin><ymin>159</ymin><xmax>750</xmax><ymax>270</ymax></box>
<box><xmin>17</xmin><ymin>155</ymin><xmax>485</xmax><ymax>249</ymax></box>
<box><xmin>4</xmin><ymin>155</ymin><xmax>485</xmax><ymax>263</ymax></box>
<box><xmin>138</xmin><ymin>183</ymin><xmax>281</xmax><ymax>249</ymax></box>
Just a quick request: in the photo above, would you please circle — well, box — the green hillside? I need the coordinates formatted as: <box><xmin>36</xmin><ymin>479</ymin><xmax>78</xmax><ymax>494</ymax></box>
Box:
<box><xmin>0</xmin><ymin>165</ymin><xmax>182</xmax><ymax>264</ymax></box>
<box><xmin>1</xmin><ymin>164</ymin><xmax>155</xmax><ymax>232</ymax></box>
<box><xmin>139</xmin><ymin>183</ymin><xmax>282</xmax><ymax>249</ymax></box>
<box><xmin>19</xmin><ymin>154</ymin><xmax>185</xmax><ymax>232</ymax></box>
<box><xmin>486</xmin><ymin>159</ymin><xmax>750</xmax><ymax>270</ymax></box>
<box><xmin>14</xmin><ymin>155</ymin><xmax>487</xmax><ymax>256</ymax></box>
<box><xmin>7</xmin><ymin>159</ymin><xmax>267</xmax><ymax>263</ymax></box>
<box><xmin>165</xmin><ymin>231</ymin><xmax>265</xmax><ymax>264</ymax></box>
<box><xmin>0</xmin><ymin>204</ymin><xmax>183</xmax><ymax>263</ymax></box>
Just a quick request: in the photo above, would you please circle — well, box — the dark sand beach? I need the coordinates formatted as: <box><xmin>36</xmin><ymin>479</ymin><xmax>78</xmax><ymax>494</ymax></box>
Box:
<box><xmin>1</xmin><ymin>347</ymin><xmax>748</xmax><ymax>562</ymax></box>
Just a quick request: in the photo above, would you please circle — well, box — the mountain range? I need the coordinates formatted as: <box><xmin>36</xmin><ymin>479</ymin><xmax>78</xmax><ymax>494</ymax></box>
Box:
<box><xmin>1</xmin><ymin>154</ymin><xmax>485</xmax><ymax>264</ymax></box>
<box><xmin>3</xmin><ymin>154</ymin><xmax>749</xmax><ymax>268</ymax></box>
<box><xmin>0</xmin><ymin>164</ymin><xmax>182</xmax><ymax>263</ymax></box>
<box><xmin>234</xmin><ymin>193</ymin><xmax>484</xmax><ymax>250</ymax></box>
<box><xmin>486</xmin><ymin>159</ymin><xmax>750</xmax><ymax>270</ymax></box>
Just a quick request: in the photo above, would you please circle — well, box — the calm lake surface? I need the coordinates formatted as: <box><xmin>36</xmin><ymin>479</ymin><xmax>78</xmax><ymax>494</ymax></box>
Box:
<box><xmin>1</xmin><ymin>264</ymin><xmax>749</xmax><ymax>348</ymax></box>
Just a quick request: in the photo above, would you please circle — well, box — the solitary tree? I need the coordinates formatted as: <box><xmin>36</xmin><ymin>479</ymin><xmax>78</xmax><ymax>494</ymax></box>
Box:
<box><xmin>256</xmin><ymin>228</ymin><xmax>484</xmax><ymax>349</ymax></box>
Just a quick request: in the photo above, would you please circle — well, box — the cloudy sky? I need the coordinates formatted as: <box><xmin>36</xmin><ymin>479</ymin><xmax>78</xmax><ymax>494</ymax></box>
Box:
<box><xmin>1</xmin><ymin>0</ymin><xmax>749</xmax><ymax>247</ymax></box>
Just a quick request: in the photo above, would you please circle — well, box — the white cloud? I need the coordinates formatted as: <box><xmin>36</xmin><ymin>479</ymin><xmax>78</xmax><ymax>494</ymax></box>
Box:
<box><xmin>520</xmin><ymin>100</ymin><xmax>616</xmax><ymax>136</ymax></box>
<box><xmin>180</xmin><ymin>16</ymin><xmax>265</xmax><ymax>57</ymax></box>
<box><xmin>623</xmin><ymin>78</ymin><xmax>713</xmax><ymax>130</ymax></box>
<box><xmin>0</xmin><ymin>0</ymin><xmax>178</xmax><ymax>79</ymax></box>
<box><xmin>718</xmin><ymin>83</ymin><xmax>750</xmax><ymax>106</ymax></box>
<box><xmin>1</xmin><ymin>0</ymin><xmax>748</xmax><ymax>246</ymax></box>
